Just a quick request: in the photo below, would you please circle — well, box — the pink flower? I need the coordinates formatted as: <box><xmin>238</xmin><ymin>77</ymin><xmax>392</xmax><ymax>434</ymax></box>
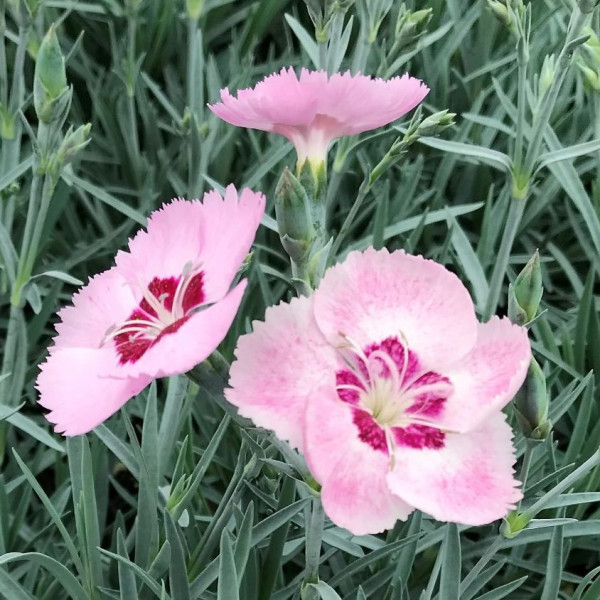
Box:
<box><xmin>227</xmin><ymin>249</ymin><xmax>531</xmax><ymax>535</ymax></box>
<box><xmin>209</xmin><ymin>68</ymin><xmax>429</xmax><ymax>164</ymax></box>
<box><xmin>37</xmin><ymin>185</ymin><xmax>265</xmax><ymax>436</ymax></box>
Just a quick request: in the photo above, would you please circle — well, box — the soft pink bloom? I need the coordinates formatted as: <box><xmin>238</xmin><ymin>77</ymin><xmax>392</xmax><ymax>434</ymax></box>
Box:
<box><xmin>227</xmin><ymin>249</ymin><xmax>531</xmax><ymax>535</ymax></box>
<box><xmin>209</xmin><ymin>68</ymin><xmax>429</xmax><ymax>164</ymax></box>
<box><xmin>37</xmin><ymin>185</ymin><xmax>265</xmax><ymax>436</ymax></box>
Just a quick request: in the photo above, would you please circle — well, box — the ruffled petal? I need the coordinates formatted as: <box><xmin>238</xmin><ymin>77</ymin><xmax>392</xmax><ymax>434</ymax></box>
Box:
<box><xmin>116</xmin><ymin>186</ymin><xmax>264</xmax><ymax>303</ymax></box>
<box><xmin>313</xmin><ymin>249</ymin><xmax>478</xmax><ymax>371</ymax></box>
<box><xmin>387</xmin><ymin>412</ymin><xmax>522</xmax><ymax>525</ymax></box>
<box><xmin>226</xmin><ymin>295</ymin><xmax>338</xmax><ymax>451</ymax></box>
<box><xmin>53</xmin><ymin>268</ymin><xmax>136</xmax><ymax>350</ymax></box>
<box><xmin>37</xmin><ymin>348</ymin><xmax>151</xmax><ymax>436</ymax></box>
<box><xmin>119</xmin><ymin>281</ymin><xmax>247</xmax><ymax>380</ymax></box>
<box><xmin>437</xmin><ymin>317</ymin><xmax>531</xmax><ymax>433</ymax></box>
<box><xmin>305</xmin><ymin>387</ymin><xmax>413</xmax><ymax>535</ymax></box>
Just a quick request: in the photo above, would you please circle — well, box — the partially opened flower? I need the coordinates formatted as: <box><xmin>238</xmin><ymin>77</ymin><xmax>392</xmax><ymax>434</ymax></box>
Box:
<box><xmin>37</xmin><ymin>185</ymin><xmax>265</xmax><ymax>435</ymax></box>
<box><xmin>227</xmin><ymin>249</ymin><xmax>531</xmax><ymax>535</ymax></box>
<box><xmin>209</xmin><ymin>68</ymin><xmax>429</xmax><ymax>167</ymax></box>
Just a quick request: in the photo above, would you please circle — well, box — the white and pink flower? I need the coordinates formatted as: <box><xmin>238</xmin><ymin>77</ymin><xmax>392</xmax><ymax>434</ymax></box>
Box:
<box><xmin>37</xmin><ymin>185</ymin><xmax>265</xmax><ymax>435</ymax></box>
<box><xmin>227</xmin><ymin>249</ymin><xmax>531</xmax><ymax>535</ymax></box>
<box><xmin>209</xmin><ymin>68</ymin><xmax>429</xmax><ymax>164</ymax></box>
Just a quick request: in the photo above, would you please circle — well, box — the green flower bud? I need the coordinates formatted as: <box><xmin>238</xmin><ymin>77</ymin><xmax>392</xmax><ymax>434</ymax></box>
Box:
<box><xmin>186</xmin><ymin>0</ymin><xmax>205</xmax><ymax>19</ymax></box>
<box><xmin>487</xmin><ymin>1</ymin><xmax>511</xmax><ymax>27</ymax></box>
<box><xmin>275</xmin><ymin>168</ymin><xmax>316</xmax><ymax>262</ymax></box>
<box><xmin>577</xmin><ymin>62</ymin><xmax>600</xmax><ymax>91</ymax></box>
<box><xmin>500</xmin><ymin>511</ymin><xmax>531</xmax><ymax>539</ymax></box>
<box><xmin>57</xmin><ymin>123</ymin><xmax>92</xmax><ymax>165</ymax></box>
<box><xmin>538</xmin><ymin>55</ymin><xmax>556</xmax><ymax>98</ymax></box>
<box><xmin>508</xmin><ymin>250</ymin><xmax>543</xmax><ymax>325</ymax></box>
<box><xmin>415</xmin><ymin>110</ymin><xmax>456</xmax><ymax>138</ymax></box>
<box><xmin>395</xmin><ymin>5</ymin><xmax>432</xmax><ymax>49</ymax></box>
<box><xmin>513</xmin><ymin>358</ymin><xmax>552</xmax><ymax>440</ymax></box>
<box><xmin>34</xmin><ymin>25</ymin><xmax>70</xmax><ymax>124</ymax></box>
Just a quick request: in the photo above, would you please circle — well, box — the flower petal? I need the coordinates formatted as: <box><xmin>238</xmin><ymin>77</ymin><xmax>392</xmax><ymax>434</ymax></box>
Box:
<box><xmin>313</xmin><ymin>249</ymin><xmax>478</xmax><ymax>371</ymax></box>
<box><xmin>37</xmin><ymin>348</ymin><xmax>150</xmax><ymax>436</ymax></box>
<box><xmin>226</xmin><ymin>295</ymin><xmax>338</xmax><ymax>451</ymax></box>
<box><xmin>387</xmin><ymin>412</ymin><xmax>522</xmax><ymax>525</ymax></box>
<box><xmin>116</xmin><ymin>186</ymin><xmax>265</xmax><ymax>302</ymax></box>
<box><xmin>120</xmin><ymin>281</ymin><xmax>248</xmax><ymax>380</ymax></box>
<box><xmin>305</xmin><ymin>387</ymin><xmax>413</xmax><ymax>535</ymax></box>
<box><xmin>437</xmin><ymin>317</ymin><xmax>531</xmax><ymax>433</ymax></box>
<box><xmin>53</xmin><ymin>268</ymin><xmax>135</xmax><ymax>350</ymax></box>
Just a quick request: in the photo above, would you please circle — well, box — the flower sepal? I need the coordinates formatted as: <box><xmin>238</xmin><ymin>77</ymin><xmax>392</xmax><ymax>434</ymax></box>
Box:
<box><xmin>513</xmin><ymin>358</ymin><xmax>552</xmax><ymax>440</ymax></box>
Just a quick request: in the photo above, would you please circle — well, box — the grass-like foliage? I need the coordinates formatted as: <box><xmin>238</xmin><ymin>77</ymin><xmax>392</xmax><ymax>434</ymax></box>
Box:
<box><xmin>1</xmin><ymin>0</ymin><xmax>600</xmax><ymax>598</ymax></box>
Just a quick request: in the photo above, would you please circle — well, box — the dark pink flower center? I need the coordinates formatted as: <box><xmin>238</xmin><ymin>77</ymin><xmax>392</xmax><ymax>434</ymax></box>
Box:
<box><xmin>107</xmin><ymin>270</ymin><xmax>205</xmax><ymax>364</ymax></box>
<box><xmin>335</xmin><ymin>336</ymin><xmax>452</xmax><ymax>454</ymax></box>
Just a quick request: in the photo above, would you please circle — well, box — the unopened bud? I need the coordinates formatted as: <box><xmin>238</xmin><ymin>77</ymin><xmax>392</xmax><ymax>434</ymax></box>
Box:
<box><xmin>577</xmin><ymin>62</ymin><xmax>600</xmax><ymax>91</ymax></box>
<box><xmin>186</xmin><ymin>0</ymin><xmax>205</xmax><ymax>19</ymax></box>
<box><xmin>34</xmin><ymin>25</ymin><xmax>70</xmax><ymax>124</ymax></box>
<box><xmin>487</xmin><ymin>0</ymin><xmax>511</xmax><ymax>27</ymax></box>
<box><xmin>538</xmin><ymin>55</ymin><xmax>556</xmax><ymax>98</ymax></box>
<box><xmin>513</xmin><ymin>358</ymin><xmax>552</xmax><ymax>440</ymax></box>
<box><xmin>500</xmin><ymin>511</ymin><xmax>531</xmax><ymax>539</ymax></box>
<box><xmin>508</xmin><ymin>250</ymin><xmax>543</xmax><ymax>325</ymax></box>
<box><xmin>57</xmin><ymin>123</ymin><xmax>92</xmax><ymax>165</ymax></box>
<box><xmin>416</xmin><ymin>110</ymin><xmax>455</xmax><ymax>137</ymax></box>
<box><xmin>395</xmin><ymin>6</ymin><xmax>432</xmax><ymax>49</ymax></box>
<box><xmin>275</xmin><ymin>168</ymin><xmax>316</xmax><ymax>261</ymax></box>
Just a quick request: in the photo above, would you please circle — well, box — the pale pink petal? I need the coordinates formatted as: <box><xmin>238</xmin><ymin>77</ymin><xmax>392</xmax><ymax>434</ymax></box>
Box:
<box><xmin>305</xmin><ymin>387</ymin><xmax>413</xmax><ymax>535</ymax></box>
<box><xmin>209</xmin><ymin>68</ymin><xmax>428</xmax><ymax>162</ymax></box>
<box><xmin>120</xmin><ymin>281</ymin><xmax>247</xmax><ymax>380</ymax></box>
<box><xmin>387</xmin><ymin>412</ymin><xmax>522</xmax><ymax>525</ymax></box>
<box><xmin>313</xmin><ymin>248</ymin><xmax>478</xmax><ymax>371</ymax></box>
<box><xmin>116</xmin><ymin>186</ymin><xmax>265</xmax><ymax>303</ymax></box>
<box><xmin>52</xmin><ymin>268</ymin><xmax>136</xmax><ymax>350</ymax></box>
<box><xmin>37</xmin><ymin>348</ymin><xmax>151</xmax><ymax>436</ymax></box>
<box><xmin>226</xmin><ymin>295</ymin><xmax>338</xmax><ymax>451</ymax></box>
<box><xmin>437</xmin><ymin>317</ymin><xmax>531</xmax><ymax>433</ymax></box>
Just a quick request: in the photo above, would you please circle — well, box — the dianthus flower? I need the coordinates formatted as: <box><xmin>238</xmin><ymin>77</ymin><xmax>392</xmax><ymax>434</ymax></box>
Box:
<box><xmin>37</xmin><ymin>186</ymin><xmax>265</xmax><ymax>435</ymax></box>
<box><xmin>227</xmin><ymin>249</ymin><xmax>531</xmax><ymax>535</ymax></box>
<box><xmin>209</xmin><ymin>68</ymin><xmax>428</xmax><ymax>166</ymax></box>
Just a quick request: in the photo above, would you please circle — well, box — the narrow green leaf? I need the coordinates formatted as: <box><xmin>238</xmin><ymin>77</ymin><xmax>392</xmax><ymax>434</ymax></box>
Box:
<box><xmin>218</xmin><ymin>529</ymin><xmax>239</xmax><ymax>600</ymax></box>
<box><xmin>473</xmin><ymin>576</ymin><xmax>528</xmax><ymax>600</ymax></box>
<box><xmin>284</xmin><ymin>14</ymin><xmax>319</xmax><ymax>67</ymax></box>
<box><xmin>304</xmin><ymin>581</ymin><xmax>343</xmax><ymax>600</ymax></box>
<box><xmin>440</xmin><ymin>524</ymin><xmax>461</xmax><ymax>600</ymax></box>
<box><xmin>0</xmin><ymin>553</ymin><xmax>87</xmax><ymax>600</ymax></box>
<box><xmin>540</xmin><ymin>526</ymin><xmax>563</xmax><ymax>600</ymax></box>
<box><xmin>164</xmin><ymin>511</ymin><xmax>190</xmax><ymax>600</ymax></box>
<box><xmin>117</xmin><ymin>530</ymin><xmax>137</xmax><ymax>600</ymax></box>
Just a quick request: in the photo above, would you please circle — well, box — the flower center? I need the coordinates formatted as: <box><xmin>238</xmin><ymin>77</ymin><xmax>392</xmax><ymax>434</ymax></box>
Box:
<box><xmin>104</xmin><ymin>263</ymin><xmax>205</xmax><ymax>364</ymax></box>
<box><xmin>335</xmin><ymin>335</ymin><xmax>453</xmax><ymax>455</ymax></box>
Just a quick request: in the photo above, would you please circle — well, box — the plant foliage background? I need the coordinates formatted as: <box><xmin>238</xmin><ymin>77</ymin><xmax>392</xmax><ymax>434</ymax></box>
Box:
<box><xmin>1</xmin><ymin>0</ymin><xmax>600</xmax><ymax>598</ymax></box>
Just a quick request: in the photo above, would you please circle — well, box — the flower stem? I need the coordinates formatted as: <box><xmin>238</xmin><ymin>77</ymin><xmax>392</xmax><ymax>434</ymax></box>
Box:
<box><xmin>460</xmin><ymin>535</ymin><xmax>503</xmax><ymax>595</ymax></box>
<box><xmin>302</xmin><ymin>496</ymin><xmax>325</xmax><ymax>600</ymax></box>
<box><xmin>483</xmin><ymin>195</ymin><xmax>525</xmax><ymax>320</ymax></box>
<box><xmin>517</xmin><ymin>440</ymin><xmax>536</xmax><ymax>510</ymax></box>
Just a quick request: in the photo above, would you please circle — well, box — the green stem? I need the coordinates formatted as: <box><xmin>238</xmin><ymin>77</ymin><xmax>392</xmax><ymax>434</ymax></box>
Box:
<box><xmin>483</xmin><ymin>196</ymin><xmax>526</xmax><ymax>320</ymax></box>
<box><xmin>126</xmin><ymin>13</ymin><xmax>141</xmax><ymax>188</ymax></box>
<box><xmin>513</xmin><ymin>43</ymin><xmax>528</xmax><ymax>174</ymax></box>
<box><xmin>517</xmin><ymin>440</ymin><xmax>536</xmax><ymax>510</ymax></box>
<box><xmin>302</xmin><ymin>496</ymin><xmax>325</xmax><ymax>600</ymax></box>
<box><xmin>186</xmin><ymin>17</ymin><xmax>203</xmax><ymax>198</ymax></box>
<box><xmin>523</xmin><ymin>5</ymin><xmax>590</xmax><ymax>175</ymax></box>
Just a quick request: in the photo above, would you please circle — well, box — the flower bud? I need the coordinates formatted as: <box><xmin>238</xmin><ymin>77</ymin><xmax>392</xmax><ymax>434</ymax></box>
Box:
<box><xmin>415</xmin><ymin>110</ymin><xmax>455</xmax><ymax>138</ymax></box>
<box><xmin>186</xmin><ymin>0</ymin><xmax>205</xmax><ymax>19</ymax></box>
<box><xmin>508</xmin><ymin>250</ymin><xmax>543</xmax><ymax>325</ymax></box>
<box><xmin>538</xmin><ymin>55</ymin><xmax>556</xmax><ymax>98</ymax></box>
<box><xmin>34</xmin><ymin>25</ymin><xmax>70</xmax><ymax>124</ymax></box>
<box><xmin>513</xmin><ymin>358</ymin><xmax>552</xmax><ymax>440</ymax></box>
<box><xmin>395</xmin><ymin>5</ymin><xmax>432</xmax><ymax>49</ymax></box>
<box><xmin>275</xmin><ymin>168</ymin><xmax>316</xmax><ymax>262</ymax></box>
<box><xmin>500</xmin><ymin>511</ymin><xmax>531</xmax><ymax>539</ymax></box>
<box><xmin>57</xmin><ymin>123</ymin><xmax>92</xmax><ymax>165</ymax></box>
<box><xmin>487</xmin><ymin>1</ymin><xmax>511</xmax><ymax>27</ymax></box>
